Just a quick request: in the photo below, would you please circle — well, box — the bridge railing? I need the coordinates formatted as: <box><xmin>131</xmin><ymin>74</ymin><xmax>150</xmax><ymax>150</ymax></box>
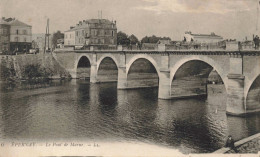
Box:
<box><xmin>54</xmin><ymin>41</ymin><xmax>260</xmax><ymax>53</ymax></box>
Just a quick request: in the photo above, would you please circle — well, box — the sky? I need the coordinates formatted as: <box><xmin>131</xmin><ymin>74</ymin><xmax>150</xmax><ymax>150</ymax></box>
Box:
<box><xmin>1</xmin><ymin>0</ymin><xmax>260</xmax><ymax>41</ymax></box>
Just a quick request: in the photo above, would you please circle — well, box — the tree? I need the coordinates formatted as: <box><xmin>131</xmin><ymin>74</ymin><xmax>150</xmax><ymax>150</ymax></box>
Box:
<box><xmin>52</xmin><ymin>31</ymin><xmax>64</xmax><ymax>49</ymax></box>
<box><xmin>141</xmin><ymin>35</ymin><xmax>159</xmax><ymax>43</ymax></box>
<box><xmin>128</xmin><ymin>34</ymin><xmax>139</xmax><ymax>45</ymax></box>
<box><xmin>141</xmin><ymin>35</ymin><xmax>171</xmax><ymax>43</ymax></box>
<box><xmin>117</xmin><ymin>31</ymin><xmax>130</xmax><ymax>45</ymax></box>
<box><xmin>0</xmin><ymin>58</ymin><xmax>16</xmax><ymax>81</ymax></box>
<box><xmin>23</xmin><ymin>64</ymin><xmax>42</xmax><ymax>79</ymax></box>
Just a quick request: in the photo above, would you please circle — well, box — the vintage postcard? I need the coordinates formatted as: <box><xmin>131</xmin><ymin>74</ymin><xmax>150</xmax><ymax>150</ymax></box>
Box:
<box><xmin>0</xmin><ymin>0</ymin><xmax>260</xmax><ymax>156</ymax></box>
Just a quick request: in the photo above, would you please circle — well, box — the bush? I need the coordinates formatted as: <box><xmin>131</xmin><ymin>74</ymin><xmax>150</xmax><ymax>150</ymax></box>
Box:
<box><xmin>22</xmin><ymin>64</ymin><xmax>52</xmax><ymax>80</ymax></box>
<box><xmin>0</xmin><ymin>58</ymin><xmax>16</xmax><ymax>81</ymax></box>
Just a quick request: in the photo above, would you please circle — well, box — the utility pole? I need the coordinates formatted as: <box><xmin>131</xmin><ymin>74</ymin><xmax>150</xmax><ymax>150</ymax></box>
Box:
<box><xmin>257</xmin><ymin>0</ymin><xmax>259</xmax><ymax>34</ymax></box>
<box><xmin>44</xmin><ymin>18</ymin><xmax>50</xmax><ymax>53</ymax></box>
<box><xmin>47</xmin><ymin>19</ymin><xmax>50</xmax><ymax>51</ymax></box>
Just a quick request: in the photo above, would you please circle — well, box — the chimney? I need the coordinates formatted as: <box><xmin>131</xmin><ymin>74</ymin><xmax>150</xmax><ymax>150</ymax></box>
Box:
<box><xmin>83</xmin><ymin>20</ymin><xmax>85</xmax><ymax>23</ymax></box>
<box><xmin>79</xmin><ymin>21</ymin><xmax>82</xmax><ymax>25</ymax></box>
<box><xmin>114</xmin><ymin>20</ymin><xmax>116</xmax><ymax>25</ymax></box>
<box><xmin>70</xmin><ymin>26</ymin><xmax>74</xmax><ymax>29</ymax></box>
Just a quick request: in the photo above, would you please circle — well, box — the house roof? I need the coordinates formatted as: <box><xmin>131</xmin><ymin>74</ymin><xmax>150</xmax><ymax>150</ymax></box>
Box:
<box><xmin>8</xmin><ymin>19</ymin><xmax>31</xmax><ymax>27</ymax></box>
<box><xmin>157</xmin><ymin>39</ymin><xmax>171</xmax><ymax>44</ymax></box>
<box><xmin>190</xmin><ymin>33</ymin><xmax>223</xmax><ymax>39</ymax></box>
<box><xmin>85</xmin><ymin>19</ymin><xmax>113</xmax><ymax>24</ymax></box>
<box><xmin>65</xmin><ymin>19</ymin><xmax>115</xmax><ymax>32</ymax></box>
<box><xmin>0</xmin><ymin>19</ymin><xmax>10</xmax><ymax>25</ymax></box>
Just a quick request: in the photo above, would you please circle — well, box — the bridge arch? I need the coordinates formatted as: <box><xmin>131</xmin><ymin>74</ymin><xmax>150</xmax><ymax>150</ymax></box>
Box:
<box><xmin>126</xmin><ymin>54</ymin><xmax>160</xmax><ymax>76</ymax></box>
<box><xmin>245</xmin><ymin>71</ymin><xmax>260</xmax><ymax>111</ymax></box>
<box><xmin>96</xmin><ymin>54</ymin><xmax>119</xmax><ymax>71</ymax></box>
<box><xmin>75</xmin><ymin>54</ymin><xmax>92</xmax><ymax>79</ymax></box>
<box><xmin>170</xmin><ymin>56</ymin><xmax>228</xmax><ymax>94</ymax></box>
<box><xmin>74</xmin><ymin>54</ymin><xmax>92</xmax><ymax>71</ymax></box>
<box><xmin>244</xmin><ymin>66</ymin><xmax>260</xmax><ymax>99</ymax></box>
<box><xmin>96</xmin><ymin>55</ymin><xmax>119</xmax><ymax>82</ymax></box>
<box><xmin>126</xmin><ymin>54</ymin><xmax>160</xmax><ymax>88</ymax></box>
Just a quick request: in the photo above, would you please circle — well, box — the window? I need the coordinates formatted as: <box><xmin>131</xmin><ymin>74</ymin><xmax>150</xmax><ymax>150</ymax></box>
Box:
<box><xmin>23</xmin><ymin>30</ymin><xmax>27</xmax><ymax>35</ymax></box>
<box><xmin>112</xmin><ymin>31</ymin><xmax>114</xmax><ymax>37</ymax></box>
<box><xmin>82</xmin><ymin>30</ymin><xmax>84</xmax><ymax>36</ymax></box>
<box><xmin>16</xmin><ymin>29</ymin><xmax>19</xmax><ymax>34</ymax></box>
<box><xmin>15</xmin><ymin>37</ymin><xmax>19</xmax><ymax>42</ymax></box>
<box><xmin>24</xmin><ymin>38</ymin><xmax>26</xmax><ymax>42</ymax></box>
<box><xmin>3</xmin><ymin>28</ymin><xmax>7</xmax><ymax>35</ymax></box>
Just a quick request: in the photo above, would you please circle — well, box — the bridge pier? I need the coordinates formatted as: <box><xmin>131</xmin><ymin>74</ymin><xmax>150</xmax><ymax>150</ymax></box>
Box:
<box><xmin>90</xmin><ymin>64</ymin><xmax>97</xmax><ymax>83</ymax></box>
<box><xmin>117</xmin><ymin>66</ymin><xmax>127</xmax><ymax>89</ymax></box>
<box><xmin>117</xmin><ymin>52</ymin><xmax>127</xmax><ymax>89</ymax></box>
<box><xmin>90</xmin><ymin>53</ymin><xmax>97</xmax><ymax>83</ymax></box>
<box><xmin>226</xmin><ymin>74</ymin><xmax>246</xmax><ymax>115</ymax></box>
<box><xmin>158</xmin><ymin>70</ymin><xmax>171</xmax><ymax>99</ymax></box>
<box><xmin>226</xmin><ymin>54</ymin><xmax>246</xmax><ymax>116</ymax></box>
<box><xmin>158</xmin><ymin>53</ymin><xmax>172</xmax><ymax>99</ymax></box>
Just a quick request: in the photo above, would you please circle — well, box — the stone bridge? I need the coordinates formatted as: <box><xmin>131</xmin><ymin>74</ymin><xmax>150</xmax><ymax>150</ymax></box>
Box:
<box><xmin>53</xmin><ymin>49</ymin><xmax>260</xmax><ymax>116</ymax></box>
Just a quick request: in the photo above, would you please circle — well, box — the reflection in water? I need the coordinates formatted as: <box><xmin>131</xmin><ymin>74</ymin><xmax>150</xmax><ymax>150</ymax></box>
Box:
<box><xmin>0</xmin><ymin>80</ymin><xmax>260</xmax><ymax>153</ymax></box>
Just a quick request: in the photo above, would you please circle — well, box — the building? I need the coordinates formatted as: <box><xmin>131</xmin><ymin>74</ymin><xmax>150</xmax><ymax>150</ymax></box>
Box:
<box><xmin>64</xmin><ymin>19</ymin><xmax>117</xmax><ymax>49</ymax></box>
<box><xmin>184</xmin><ymin>31</ymin><xmax>223</xmax><ymax>44</ymax></box>
<box><xmin>32</xmin><ymin>34</ymin><xmax>53</xmax><ymax>52</ymax></box>
<box><xmin>8</xmin><ymin>18</ymin><xmax>32</xmax><ymax>52</ymax></box>
<box><xmin>0</xmin><ymin>17</ymin><xmax>32</xmax><ymax>53</ymax></box>
<box><xmin>0</xmin><ymin>18</ymin><xmax>10</xmax><ymax>53</ymax></box>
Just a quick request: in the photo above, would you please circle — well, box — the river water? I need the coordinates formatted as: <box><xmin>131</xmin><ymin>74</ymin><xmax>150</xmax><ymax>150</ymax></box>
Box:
<box><xmin>0</xmin><ymin>80</ymin><xmax>260</xmax><ymax>154</ymax></box>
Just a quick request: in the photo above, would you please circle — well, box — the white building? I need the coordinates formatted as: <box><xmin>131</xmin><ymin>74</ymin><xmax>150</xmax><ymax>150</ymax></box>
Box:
<box><xmin>8</xmin><ymin>19</ymin><xmax>32</xmax><ymax>52</ymax></box>
<box><xmin>64</xmin><ymin>30</ymin><xmax>75</xmax><ymax>46</ymax></box>
<box><xmin>184</xmin><ymin>31</ymin><xmax>223</xmax><ymax>44</ymax></box>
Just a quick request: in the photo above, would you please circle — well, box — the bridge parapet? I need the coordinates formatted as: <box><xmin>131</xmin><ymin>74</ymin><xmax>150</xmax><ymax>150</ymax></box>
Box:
<box><xmin>54</xmin><ymin>49</ymin><xmax>260</xmax><ymax>56</ymax></box>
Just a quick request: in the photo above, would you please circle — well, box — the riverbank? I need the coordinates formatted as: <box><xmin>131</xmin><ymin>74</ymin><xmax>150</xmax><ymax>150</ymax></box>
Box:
<box><xmin>0</xmin><ymin>54</ymin><xmax>71</xmax><ymax>82</ymax></box>
<box><xmin>213</xmin><ymin>133</ymin><xmax>260</xmax><ymax>154</ymax></box>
